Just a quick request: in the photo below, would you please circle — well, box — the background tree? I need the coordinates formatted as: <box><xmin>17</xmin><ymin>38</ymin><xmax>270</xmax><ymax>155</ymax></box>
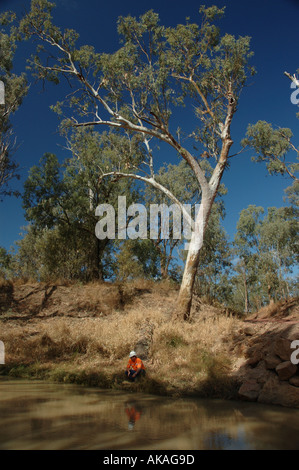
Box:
<box><xmin>115</xmin><ymin>239</ymin><xmax>160</xmax><ymax>281</ymax></box>
<box><xmin>232</xmin><ymin>204</ymin><xmax>298</xmax><ymax>312</ymax></box>
<box><xmin>233</xmin><ymin>205</ymin><xmax>264</xmax><ymax>312</ymax></box>
<box><xmin>241</xmin><ymin>113</ymin><xmax>298</xmax><ymax>306</ymax></box>
<box><xmin>242</xmin><ymin>120</ymin><xmax>298</xmax><ymax>184</ymax></box>
<box><xmin>258</xmin><ymin>206</ymin><xmax>298</xmax><ymax>301</ymax></box>
<box><xmin>242</xmin><ymin>115</ymin><xmax>299</xmax><ymax>218</ymax></box>
<box><xmin>0</xmin><ymin>245</ymin><xmax>13</xmax><ymax>278</ymax></box>
<box><xmin>22</xmin><ymin>128</ymin><xmax>138</xmax><ymax>281</ymax></box>
<box><xmin>0</xmin><ymin>11</ymin><xmax>28</xmax><ymax>197</ymax></box>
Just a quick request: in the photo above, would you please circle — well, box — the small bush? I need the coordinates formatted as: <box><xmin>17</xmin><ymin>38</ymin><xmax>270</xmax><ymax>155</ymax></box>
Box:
<box><xmin>48</xmin><ymin>367</ymin><xmax>110</xmax><ymax>388</ymax></box>
<box><xmin>190</xmin><ymin>348</ymin><xmax>231</xmax><ymax>377</ymax></box>
<box><xmin>165</xmin><ymin>334</ymin><xmax>187</xmax><ymax>348</ymax></box>
<box><xmin>6</xmin><ymin>362</ymin><xmax>49</xmax><ymax>380</ymax></box>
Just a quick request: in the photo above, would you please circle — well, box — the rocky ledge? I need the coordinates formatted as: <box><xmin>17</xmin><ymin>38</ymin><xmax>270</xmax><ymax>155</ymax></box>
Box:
<box><xmin>232</xmin><ymin>322</ymin><xmax>299</xmax><ymax>408</ymax></box>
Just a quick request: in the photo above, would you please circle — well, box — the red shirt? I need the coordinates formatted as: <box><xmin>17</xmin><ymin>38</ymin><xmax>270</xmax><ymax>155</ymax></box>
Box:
<box><xmin>126</xmin><ymin>357</ymin><xmax>145</xmax><ymax>372</ymax></box>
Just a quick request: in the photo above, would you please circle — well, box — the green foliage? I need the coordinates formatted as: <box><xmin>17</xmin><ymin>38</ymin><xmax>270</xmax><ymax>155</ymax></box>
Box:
<box><xmin>23</xmin><ymin>153</ymin><xmax>64</xmax><ymax>228</ymax></box>
<box><xmin>4</xmin><ymin>362</ymin><xmax>110</xmax><ymax>388</ymax></box>
<box><xmin>18</xmin><ymin>1</ymin><xmax>255</xmax><ymax>163</ymax></box>
<box><xmin>237</xmin><ymin>77</ymin><xmax>299</xmax><ymax>312</ymax></box>
<box><xmin>285</xmin><ymin>180</ymin><xmax>299</xmax><ymax>208</ymax></box>
<box><xmin>232</xmin><ymin>204</ymin><xmax>298</xmax><ymax>311</ymax></box>
<box><xmin>234</xmin><ymin>205</ymin><xmax>264</xmax><ymax>253</ymax></box>
<box><xmin>15</xmin><ymin>225</ymin><xmax>97</xmax><ymax>281</ymax></box>
<box><xmin>0</xmin><ymin>246</ymin><xmax>12</xmax><ymax>277</ymax></box>
<box><xmin>115</xmin><ymin>239</ymin><xmax>158</xmax><ymax>281</ymax></box>
<box><xmin>0</xmin><ymin>10</ymin><xmax>28</xmax><ymax>196</ymax></box>
<box><xmin>165</xmin><ymin>334</ymin><xmax>187</xmax><ymax>348</ymax></box>
<box><xmin>20</xmin><ymin>126</ymin><xmax>149</xmax><ymax>281</ymax></box>
<box><xmin>243</xmin><ymin>121</ymin><xmax>298</xmax><ymax>178</ymax></box>
<box><xmin>238</xmin><ymin>108</ymin><xmax>299</xmax><ymax>311</ymax></box>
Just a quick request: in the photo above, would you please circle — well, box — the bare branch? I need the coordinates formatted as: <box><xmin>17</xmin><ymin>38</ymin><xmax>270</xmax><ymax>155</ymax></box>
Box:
<box><xmin>99</xmin><ymin>170</ymin><xmax>193</xmax><ymax>227</ymax></box>
<box><xmin>284</xmin><ymin>71</ymin><xmax>299</xmax><ymax>88</ymax></box>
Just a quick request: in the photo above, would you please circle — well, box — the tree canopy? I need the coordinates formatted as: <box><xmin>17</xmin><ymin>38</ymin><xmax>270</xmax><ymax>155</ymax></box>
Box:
<box><xmin>0</xmin><ymin>11</ymin><xmax>28</xmax><ymax>197</ymax></box>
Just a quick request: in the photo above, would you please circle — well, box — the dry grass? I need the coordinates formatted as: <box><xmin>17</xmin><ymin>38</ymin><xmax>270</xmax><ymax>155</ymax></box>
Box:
<box><xmin>0</xmin><ymin>278</ymin><xmax>13</xmax><ymax>288</ymax></box>
<box><xmin>0</xmin><ymin>279</ymin><xmax>242</xmax><ymax>397</ymax></box>
<box><xmin>150</xmin><ymin>314</ymin><xmax>239</xmax><ymax>392</ymax></box>
<box><xmin>248</xmin><ymin>297</ymin><xmax>299</xmax><ymax>320</ymax></box>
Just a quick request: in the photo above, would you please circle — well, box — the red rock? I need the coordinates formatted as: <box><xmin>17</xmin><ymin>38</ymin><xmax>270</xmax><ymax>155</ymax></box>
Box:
<box><xmin>243</xmin><ymin>326</ymin><xmax>256</xmax><ymax>336</ymax></box>
<box><xmin>258</xmin><ymin>375</ymin><xmax>299</xmax><ymax>408</ymax></box>
<box><xmin>246</xmin><ymin>351</ymin><xmax>262</xmax><ymax>366</ymax></box>
<box><xmin>275</xmin><ymin>361</ymin><xmax>297</xmax><ymax>381</ymax></box>
<box><xmin>281</xmin><ymin>324</ymin><xmax>299</xmax><ymax>342</ymax></box>
<box><xmin>289</xmin><ymin>376</ymin><xmax>299</xmax><ymax>387</ymax></box>
<box><xmin>264</xmin><ymin>353</ymin><xmax>281</xmax><ymax>370</ymax></box>
<box><xmin>273</xmin><ymin>337</ymin><xmax>292</xmax><ymax>361</ymax></box>
<box><xmin>238</xmin><ymin>380</ymin><xmax>261</xmax><ymax>401</ymax></box>
<box><xmin>245</xmin><ymin>360</ymin><xmax>272</xmax><ymax>385</ymax></box>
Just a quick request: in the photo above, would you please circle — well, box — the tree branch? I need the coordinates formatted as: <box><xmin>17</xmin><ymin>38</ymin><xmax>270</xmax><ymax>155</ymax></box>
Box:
<box><xmin>99</xmin><ymin>170</ymin><xmax>193</xmax><ymax>227</ymax></box>
<box><xmin>172</xmin><ymin>73</ymin><xmax>216</xmax><ymax>123</ymax></box>
<box><xmin>284</xmin><ymin>71</ymin><xmax>299</xmax><ymax>88</ymax></box>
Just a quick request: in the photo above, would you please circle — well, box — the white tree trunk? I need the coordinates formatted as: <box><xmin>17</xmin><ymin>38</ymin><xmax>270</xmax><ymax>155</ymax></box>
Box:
<box><xmin>174</xmin><ymin>139</ymin><xmax>233</xmax><ymax>320</ymax></box>
<box><xmin>174</xmin><ymin>194</ymin><xmax>212</xmax><ymax>320</ymax></box>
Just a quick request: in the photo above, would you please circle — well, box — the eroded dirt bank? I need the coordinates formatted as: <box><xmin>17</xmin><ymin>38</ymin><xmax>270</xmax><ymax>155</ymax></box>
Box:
<box><xmin>0</xmin><ymin>279</ymin><xmax>298</xmax><ymax>408</ymax></box>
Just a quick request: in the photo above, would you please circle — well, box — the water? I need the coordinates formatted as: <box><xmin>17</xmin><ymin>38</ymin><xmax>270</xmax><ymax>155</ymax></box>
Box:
<box><xmin>0</xmin><ymin>378</ymin><xmax>298</xmax><ymax>450</ymax></box>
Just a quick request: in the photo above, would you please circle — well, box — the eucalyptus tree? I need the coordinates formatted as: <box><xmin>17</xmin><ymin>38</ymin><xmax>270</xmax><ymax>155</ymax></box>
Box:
<box><xmin>115</xmin><ymin>238</ymin><xmax>160</xmax><ymax>281</ymax></box>
<box><xmin>22</xmin><ymin>129</ymin><xmax>137</xmax><ymax>280</ymax></box>
<box><xmin>0</xmin><ymin>11</ymin><xmax>28</xmax><ymax>197</ymax></box>
<box><xmin>0</xmin><ymin>246</ymin><xmax>12</xmax><ymax>277</ymax></box>
<box><xmin>19</xmin><ymin>1</ymin><xmax>255</xmax><ymax>319</ymax></box>
<box><xmin>285</xmin><ymin>180</ymin><xmax>299</xmax><ymax>209</ymax></box>
<box><xmin>233</xmin><ymin>205</ymin><xmax>264</xmax><ymax>312</ymax></box>
<box><xmin>241</xmin><ymin>116</ymin><xmax>298</xmax><ymax>303</ymax></box>
<box><xmin>234</xmin><ymin>204</ymin><xmax>298</xmax><ymax>310</ymax></box>
<box><xmin>14</xmin><ymin>224</ymin><xmax>92</xmax><ymax>281</ymax></box>
<box><xmin>242</xmin><ymin>121</ymin><xmax>299</xmax><ymax>183</ymax></box>
<box><xmin>242</xmin><ymin>75</ymin><xmax>299</xmax><ymax>210</ymax></box>
<box><xmin>22</xmin><ymin>152</ymin><xmax>101</xmax><ymax>281</ymax></box>
<box><xmin>258</xmin><ymin>206</ymin><xmax>298</xmax><ymax>300</ymax></box>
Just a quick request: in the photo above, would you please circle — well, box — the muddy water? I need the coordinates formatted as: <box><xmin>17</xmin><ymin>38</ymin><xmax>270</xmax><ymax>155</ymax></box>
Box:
<box><xmin>0</xmin><ymin>378</ymin><xmax>298</xmax><ymax>450</ymax></box>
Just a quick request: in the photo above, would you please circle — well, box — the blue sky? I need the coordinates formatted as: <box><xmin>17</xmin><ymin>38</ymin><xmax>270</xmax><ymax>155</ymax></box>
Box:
<box><xmin>0</xmin><ymin>0</ymin><xmax>298</xmax><ymax>252</ymax></box>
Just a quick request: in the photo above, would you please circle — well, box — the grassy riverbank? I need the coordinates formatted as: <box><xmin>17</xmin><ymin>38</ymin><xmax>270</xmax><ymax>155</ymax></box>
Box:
<box><xmin>1</xmin><ymin>279</ymin><xmax>298</xmax><ymax>404</ymax></box>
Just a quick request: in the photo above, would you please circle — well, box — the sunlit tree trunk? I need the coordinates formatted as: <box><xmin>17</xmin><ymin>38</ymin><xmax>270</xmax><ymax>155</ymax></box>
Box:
<box><xmin>174</xmin><ymin>132</ymin><xmax>233</xmax><ymax>321</ymax></box>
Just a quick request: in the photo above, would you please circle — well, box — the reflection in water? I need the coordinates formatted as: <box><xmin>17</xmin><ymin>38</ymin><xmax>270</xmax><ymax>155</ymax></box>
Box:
<box><xmin>0</xmin><ymin>378</ymin><xmax>298</xmax><ymax>450</ymax></box>
<box><xmin>204</xmin><ymin>427</ymin><xmax>251</xmax><ymax>450</ymax></box>
<box><xmin>125</xmin><ymin>401</ymin><xmax>142</xmax><ymax>431</ymax></box>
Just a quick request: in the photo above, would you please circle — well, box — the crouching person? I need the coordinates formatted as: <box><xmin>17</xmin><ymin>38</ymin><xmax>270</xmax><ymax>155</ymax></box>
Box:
<box><xmin>125</xmin><ymin>351</ymin><xmax>146</xmax><ymax>381</ymax></box>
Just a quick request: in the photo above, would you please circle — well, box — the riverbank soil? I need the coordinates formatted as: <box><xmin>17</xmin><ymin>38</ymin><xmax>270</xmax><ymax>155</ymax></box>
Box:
<box><xmin>0</xmin><ymin>279</ymin><xmax>298</xmax><ymax>408</ymax></box>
